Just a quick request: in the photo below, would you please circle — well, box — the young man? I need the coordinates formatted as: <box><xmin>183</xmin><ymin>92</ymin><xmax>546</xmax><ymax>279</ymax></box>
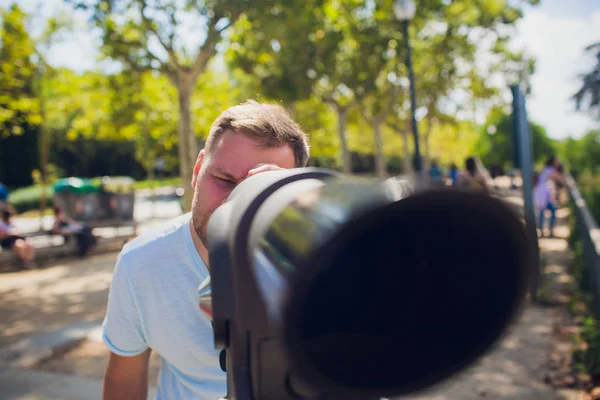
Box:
<box><xmin>102</xmin><ymin>100</ymin><xmax>310</xmax><ymax>400</ymax></box>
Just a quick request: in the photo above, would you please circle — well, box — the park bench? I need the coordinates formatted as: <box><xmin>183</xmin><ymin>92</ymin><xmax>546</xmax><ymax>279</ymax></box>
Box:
<box><xmin>0</xmin><ymin>220</ymin><xmax>137</xmax><ymax>271</ymax></box>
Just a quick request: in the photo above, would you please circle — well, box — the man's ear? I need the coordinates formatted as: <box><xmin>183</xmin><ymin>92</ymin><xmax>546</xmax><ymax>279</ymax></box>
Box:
<box><xmin>192</xmin><ymin>150</ymin><xmax>205</xmax><ymax>189</ymax></box>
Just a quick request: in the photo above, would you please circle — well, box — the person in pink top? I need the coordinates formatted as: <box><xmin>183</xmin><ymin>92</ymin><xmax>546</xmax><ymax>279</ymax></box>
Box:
<box><xmin>533</xmin><ymin>155</ymin><xmax>567</xmax><ymax>237</ymax></box>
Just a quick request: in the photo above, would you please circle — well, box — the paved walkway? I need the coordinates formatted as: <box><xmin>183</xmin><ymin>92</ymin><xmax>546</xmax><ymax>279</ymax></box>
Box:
<box><xmin>403</xmin><ymin>307</ymin><xmax>581</xmax><ymax>400</ymax></box>
<box><xmin>0</xmin><ymin>364</ymin><xmax>157</xmax><ymax>400</ymax></box>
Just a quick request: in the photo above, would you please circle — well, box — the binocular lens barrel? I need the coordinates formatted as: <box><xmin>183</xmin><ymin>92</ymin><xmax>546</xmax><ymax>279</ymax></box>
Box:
<box><xmin>207</xmin><ymin>169</ymin><xmax>531</xmax><ymax>399</ymax></box>
<box><xmin>251</xmin><ymin>183</ymin><xmax>530</xmax><ymax>397</ymax></box>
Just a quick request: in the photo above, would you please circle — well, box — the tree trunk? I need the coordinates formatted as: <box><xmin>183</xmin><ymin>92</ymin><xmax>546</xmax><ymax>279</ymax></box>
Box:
<box><xmin>336</xmin><ymin>106</ymin><xmax>351</xmax><ymax>174</ymax></box>
<box><xmin>147</xmin><ymin>161</ymin><xmax>156</xmax><ymax>219</ymax></box>
<box><xmin>401</xmin><ymin>129</ymin><xmax>412</xmax><ymax>175</ymax></box>
<box><xmin>39</xmin><ymin>107</ymin><xmax>48</xmax><ymax>231</ymax></box>
<box><xmin>423</xmin><ymin>118</ymin><xmax>433</xmax><ymax>170</ymax></box>
<box><xmin>176</xmin><ymin>79</ymin><xmax>198</xmax><ymax>213</ymax></box>
<box><xmin>423</xmin><ymin>133</ymin><xmax>431</xmax><ymax>170</ymax></box>
<box><xmin>373</xmin><ymin>120</ymin><xmax>386</xmax><ymax>179</ymax></box>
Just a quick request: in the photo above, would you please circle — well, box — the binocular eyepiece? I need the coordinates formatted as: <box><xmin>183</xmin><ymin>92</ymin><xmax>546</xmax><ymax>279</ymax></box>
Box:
<box><xmin>201</xmin><ymin>168</ymin><xmax>532</xmax><ymax>400</ymax></box>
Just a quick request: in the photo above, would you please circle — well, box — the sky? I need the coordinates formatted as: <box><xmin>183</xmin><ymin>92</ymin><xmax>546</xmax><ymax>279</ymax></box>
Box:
<box><xmin>4</xmin><ymin>0</ymin><xmax>600</xmax><ymax>140</ymax></box>
<box><xmin>512</xmin><ymin>0</ymin><xmax>600</xmax><ymax>139</ymax></box>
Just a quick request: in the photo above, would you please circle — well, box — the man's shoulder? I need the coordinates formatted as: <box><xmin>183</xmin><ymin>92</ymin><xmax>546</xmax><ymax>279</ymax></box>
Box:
<box><xmin>119</xmin><ymin>213</ymin><xmax>191</xmax><ymax>263</ymax></box>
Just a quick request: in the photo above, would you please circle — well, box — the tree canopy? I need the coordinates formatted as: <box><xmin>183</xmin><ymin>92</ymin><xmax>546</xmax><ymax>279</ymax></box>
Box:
<box><xmin>573</xmin><ymin>42</ymin><xmax>600</xmax><ymax>121</ymax></box>
<box><xmin>1</xmin><ymin>0</ymin><xmax>575</xmax><ymax>192</ymax></box>
<box><xmin>0</xmin><ymin>4</ymin><xmax>40</xmax><ymax>136</ymax></box>
<box><xmin>476</xmin><ymin>108</ymin><xmax>556</xmax><ymax>169</ymax></box>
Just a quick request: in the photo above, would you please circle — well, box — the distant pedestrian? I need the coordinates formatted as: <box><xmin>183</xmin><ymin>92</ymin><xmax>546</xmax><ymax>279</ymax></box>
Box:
<box><xmin>0</xmin><ymin>183</ymin><xmax>8</xmax><ymax>209</ymax></box>
<box><xmin>460</xmin><ymin>157</ymin><xmax>490</xmax><ymax>194</ymax></box>
<box><xmin>534</xmin><ymin>155</ymin><xmax>566</xmax><ymax>237</ymax></box>
<box><xmin>448</xmin><ymin>163</ymin><xmax>459</xmax><ymax>186</ymax></box>
<box><xmin>507</xmin><ymin>168</ymin><xmax>517</xmax><ymax>189</ymax></box>
<box><xmin>428</xmin><ymin>160</ymin><xmax>444</xmax><ymax>187</ymax></box>
<box><xmin>51</xmin><ymin>206</ymin><xmax>97</xmax><ymax>257</ymax></box>
<box><xmin>490</xmin><ymin>164</ymin><xmax>503</xmax><ymax>188</ymax></box>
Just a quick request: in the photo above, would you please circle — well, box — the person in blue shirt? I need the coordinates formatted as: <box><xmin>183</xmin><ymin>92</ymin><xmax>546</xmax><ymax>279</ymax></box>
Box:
<box><xmin>428</xmin><ymin>160</ymin><xmax>444</xmax><ymax>187</ymax></box>
<box><xmin>102</xmin><ymin>101</ymin><xmax>310</xmax><ymax>400</ymax></box>
<box><xmin>448</xmin><ymin>163</ymin><xmax>459</xmax><ymax>186</ymax></box>
<box><xmin>0</xmin><ymin>183</ymin><xmax>8</xmax><ymax>208</ymax></box>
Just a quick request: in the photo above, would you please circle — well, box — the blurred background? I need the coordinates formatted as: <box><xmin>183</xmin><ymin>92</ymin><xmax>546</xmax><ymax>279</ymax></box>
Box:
<box><xmin>0</xmin><ymin>0</ymin><xmax>599</xmax><ymax>399</ymax></box>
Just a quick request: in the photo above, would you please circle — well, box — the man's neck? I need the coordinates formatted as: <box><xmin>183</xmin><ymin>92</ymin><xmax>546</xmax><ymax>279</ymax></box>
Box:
<box><xmin>189</xmin><ymin>220</ymin><xmax>210</xmax><ymax>270</ymax></box>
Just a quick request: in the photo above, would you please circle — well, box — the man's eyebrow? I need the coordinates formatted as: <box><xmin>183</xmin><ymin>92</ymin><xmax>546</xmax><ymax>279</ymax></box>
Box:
<box><xmin>210</xmin><ymin>167</ymin><xmax>239</xmax><ymax>181</ymax></box>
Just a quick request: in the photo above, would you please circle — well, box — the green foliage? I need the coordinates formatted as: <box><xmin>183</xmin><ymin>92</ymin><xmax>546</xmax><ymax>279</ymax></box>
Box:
<box><xmin>0</xmin><ymin>4</ymin><xmax>41</xmax><ymax>187</ymax></box>
<box><xmin>578</xmin><ymin>172</ymin><xmax>600</xmax><ymax>223</ymax></box>
<box><xmin>227</xmin><ymin>0</ymin><xmax>536</xmax><ymax>176</ymax></box>
<box><xmin>227</xmin><ymin>0</ymin><xmax>343</xmax><ymax>104</ymax></box>
<box><xmin>0</xmin><ymin>4</ymin><xmax>41</xmax><ymax>135</ymax></box>
<box><xmin>32</xmin><ymin>164</ymin><xmax>63</xmax><ymax>185</ymax></box>
<box><xmin>68</xmin><ymin>0</ymin><xmax>288</xmax><ymax>211</ymax></box>
<box><xmin>133</xmin><ymin>177</ymin><xmax>182</xmax><ymax>190</ymax></box>
<box><xmin>107</xmin><ymin>69</ymin><xmax>178</xmax><ymax>172</ymax></box>
<box><xmin>573</xmin><ymin>42</ymin><xmax>600</xmax><ymax>120</ymax></box>
<box><xmin>428</xmin><ymin>120</ymin><xmax>479</xmax><ymax>167</ymax></box>
<box><xmin>0</xmin><ymin>0</ymin><xmax>546</xmax><ymax>187</ymax></box>
<box><xmin>575</xmin><ymin>317</ymin><xmax>600</xmax><ymax>377</ymax></box>
<box><xmin>558</xmin><ymin>129</ymin><xmax>600</xmax><ymax>178</ymax></box>
<box><xmin>568</xmin><ymin>198</ymin><xmax>600</xmax><ymax>381</ymax></box>
<box><xmin>559</xmin><ymin>129</ymin><xmax>600</xmax><ymax>222</ymax></box>
<box><xmin>294</xmin><ymin>96</ymin><xmax>339</xmax><ymax>160</ymax></box>
<box><xmin>476</xmin><ymin>109</ymin><xmax>556</xmax><ymax>169</ymax></box>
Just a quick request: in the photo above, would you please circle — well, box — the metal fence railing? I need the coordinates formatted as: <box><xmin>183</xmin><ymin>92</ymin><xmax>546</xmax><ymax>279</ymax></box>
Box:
<box><xmin>566</xmin><ymin>173</ymin><xmax>600</xmax><ymax>317</ymax></box>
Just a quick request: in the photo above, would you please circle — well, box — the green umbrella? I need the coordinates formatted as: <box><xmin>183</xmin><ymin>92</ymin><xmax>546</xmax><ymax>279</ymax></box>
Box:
<box><xmin>53</xmin><ymin>177</ymin><xmax>100</xmax><ymax>194</ymax></box>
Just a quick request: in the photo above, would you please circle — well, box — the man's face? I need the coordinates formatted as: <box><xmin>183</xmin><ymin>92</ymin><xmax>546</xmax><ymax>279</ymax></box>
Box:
<box><xmin>191</xmin><ymin>129</ymin><xmax>296</xmax><ymax>246</ymax></box>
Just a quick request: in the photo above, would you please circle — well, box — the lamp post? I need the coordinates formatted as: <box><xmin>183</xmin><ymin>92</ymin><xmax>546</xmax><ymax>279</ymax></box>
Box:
<box><xmin>394</xmin><ymin>0</ymin><xmax>422</xmax><ymax>173</ymax></box>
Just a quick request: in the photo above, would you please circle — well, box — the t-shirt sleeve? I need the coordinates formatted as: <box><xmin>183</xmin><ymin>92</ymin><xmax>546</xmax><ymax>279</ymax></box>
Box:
<box><xmin>102</xmin><ymin>252</ymin><xmax>149</xmax><ymax>356</ymax></box>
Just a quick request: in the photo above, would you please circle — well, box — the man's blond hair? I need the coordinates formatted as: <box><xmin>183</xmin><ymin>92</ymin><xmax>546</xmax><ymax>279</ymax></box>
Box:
<box><xmin>204</xmin><ymin>100</ymin><xmax>310</xmax><ymax>167</ymax></box>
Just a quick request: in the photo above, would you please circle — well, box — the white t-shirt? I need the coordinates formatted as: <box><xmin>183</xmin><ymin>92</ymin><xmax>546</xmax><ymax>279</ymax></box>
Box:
<box><xmin>102</xmin><ymin>213</ymin><xmax>226</xmax><ymax>399</ymax></box>
<box><xmin>0</xmin><ymin>220</ymin><xmax>14</xmax><ymax>234</ymax></box>
<box><xmin>534</xmin><ymin>166</ymin><xmax>554</xmax><ymax>209</ymax></box>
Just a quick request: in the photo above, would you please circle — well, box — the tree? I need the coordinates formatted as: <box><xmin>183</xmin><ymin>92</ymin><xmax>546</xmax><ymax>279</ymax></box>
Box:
<box><xmin>68</xmin><ymin>0</ymin><xmax>274</xmax><ymax>210</ymax></box>
<box><xmin>226</xmin><ymin>0</ymin><xmax>537</xmax><ymax>177</ymax></box>
<box><xmin>0</xmin><ymin>4</ymin><xmax>41</xmax><ymax>187</ymax></box>
<box><xmin>34</xmin><ymin>11</ymin><xmax>74</xmax><ymax>220</ymax></box>
<box><xmin>476</xmin><ymin>109</ymin><xmax>555</xmax><ymax>169</ymax></box>
<box><xmin>428</xmin><ymin>119</ymin><xmax>479</xmax><ymax>167</ymax></box>
<box><xmin>294</xmin><ymin>96</ymin><xmax>340</xmax><ymax>163</ymax></box>
<box><xmin>107</xmin><ymin>69</ymin><xmax>178</xmax><ymax>180</ymax></box>
<box><xmin>573</xmin><ymin>42</ymin><xmax>600</xmax><ymax>120</ymax></box>
<box><xmin>0</xmin><ymin>4</ymin><xmax>41</xmax><ymax>135</ymax></box>
<box><xmin>409</xmin><ymin>0</ymin><xmax>536</xmax><ymax>168</ymax></box>
<box><xmin>107</xmin><ymin>66</ymin><xmax>252</xmax><ymax>180</ymax></box>
<box><xmin>226</xmin><ymin>0</ymin><xmax>355</xmax><ymax>170</ymax></box>
<box><xmin>558</xmin><ymin>129</ymin><xmax>600</xmax><ymax>176</ymax></box>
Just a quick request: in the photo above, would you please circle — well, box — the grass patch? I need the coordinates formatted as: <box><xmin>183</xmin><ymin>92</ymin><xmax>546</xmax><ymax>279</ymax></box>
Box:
<box><xmin>134</xmin><ymin>177</ymin><xmax>181</xmax><ymax>190</ymax></box>
<box><xmin>15</xmin><ymin>207</ymin><xmax>55</xmax><ymax>218</ymax></box>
